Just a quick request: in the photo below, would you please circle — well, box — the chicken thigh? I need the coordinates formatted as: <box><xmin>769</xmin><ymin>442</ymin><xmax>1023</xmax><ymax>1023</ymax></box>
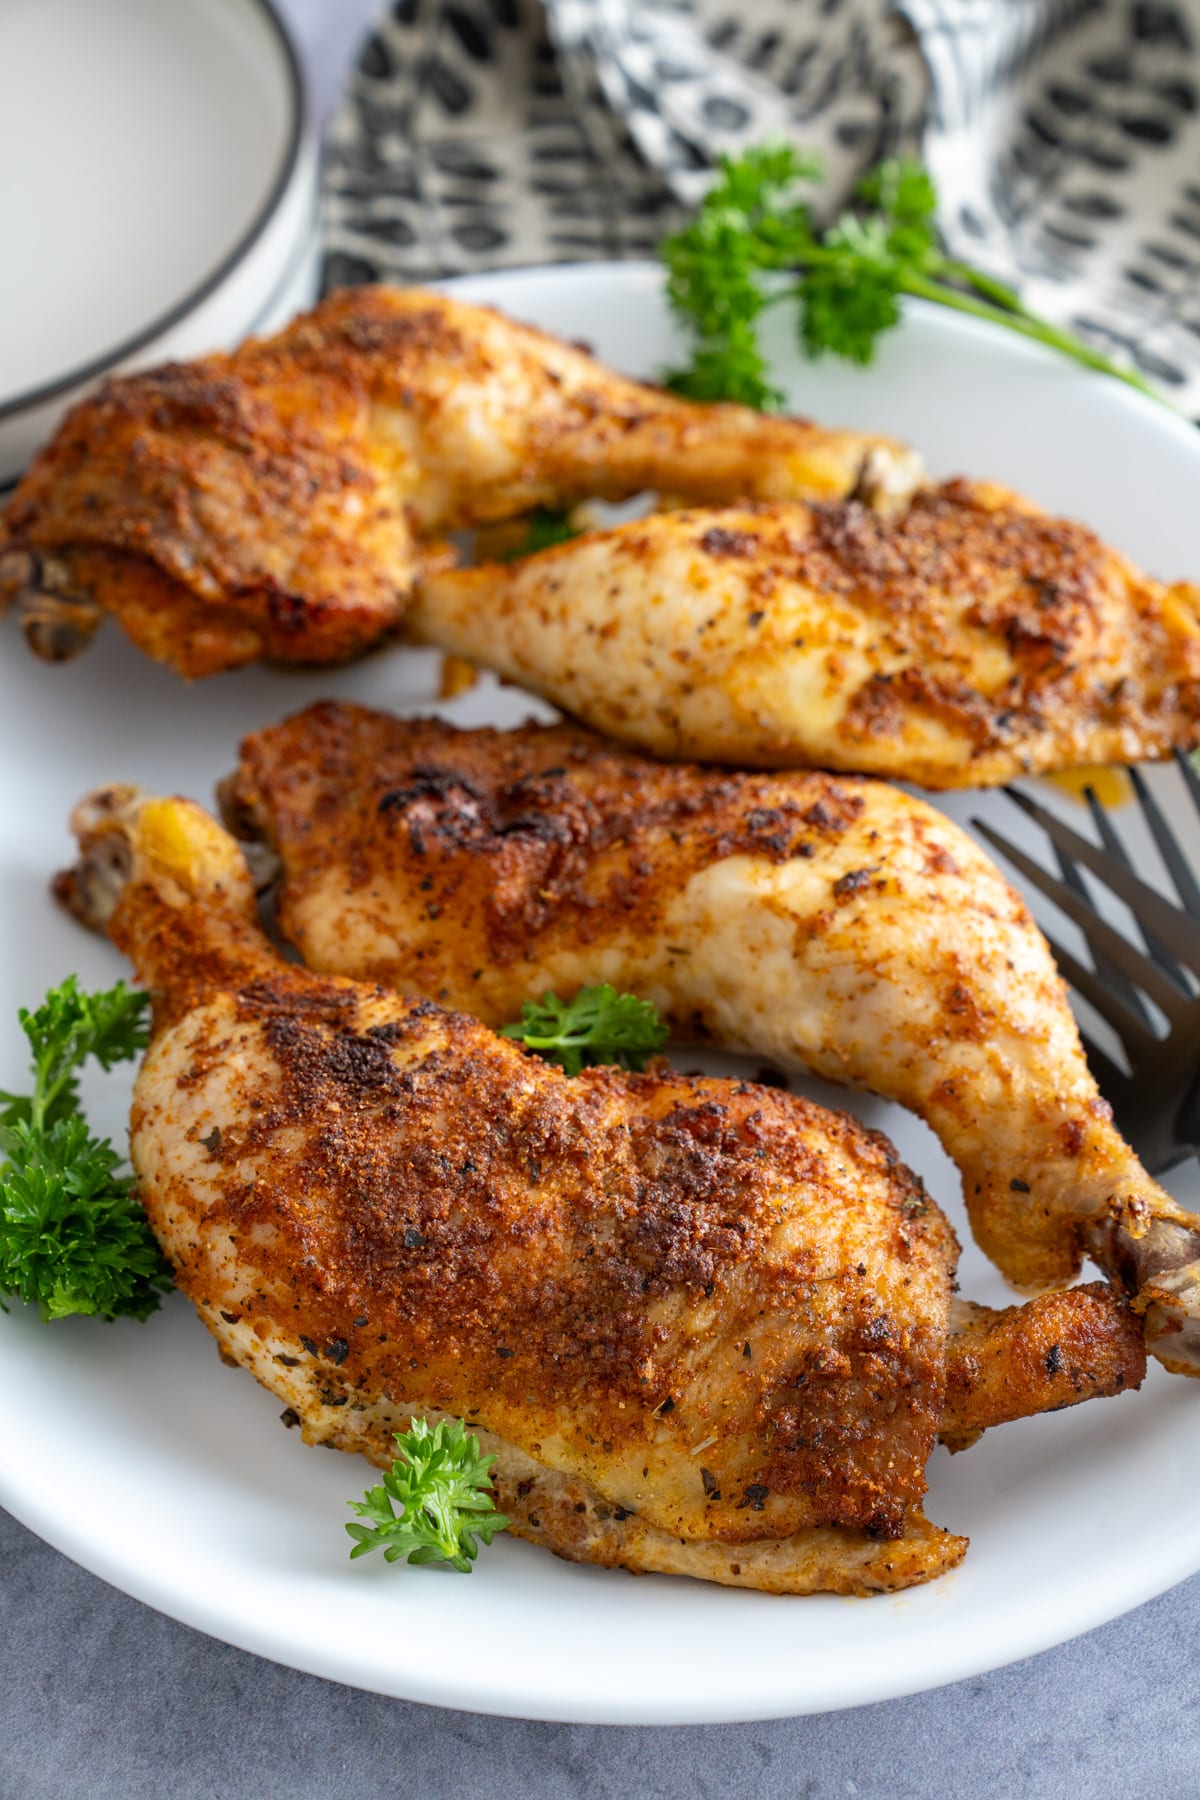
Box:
<box><xmin>407</xmin><ymin>487</ymin><xmax>1200</xmax><ymax>787</ymax></box>
<box><xmin>56</xmin><ymin>785</ymin><xmax>1142</xmax><ymax>1594</ymax></box>
<box><xmin>222</xmin><ymin>703</ymin><xmax>1200</xmax><ymax>1371</ymax></box>
<box><xmin>0</xmin><ymin>286</ymin><xmax>917</xmax><ymax>677</ymax></box>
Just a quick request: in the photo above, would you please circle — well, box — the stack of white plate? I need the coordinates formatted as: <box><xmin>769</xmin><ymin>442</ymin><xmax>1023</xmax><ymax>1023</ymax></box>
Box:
<box><xmin>0</xmin><ymin>0</ymin><xmax>320</xmax><ymax>487</ymax></box>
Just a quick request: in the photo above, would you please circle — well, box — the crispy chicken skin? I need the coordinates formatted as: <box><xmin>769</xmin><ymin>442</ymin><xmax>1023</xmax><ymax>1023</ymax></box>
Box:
<box><xmin>408</xmin><ymin>486</ymin><xmax>1200</xmax><ymax>786</ymax></box>
<box><xmin>57</xmin><ymin>787</ymin><xmax>1143</xmax><ymax>1594</ymax></box>
<box><xmin>0</xmin><ymin>286</ymin><xmax>917</xmax><ymax>677</ymax></box>
<box><xmin>222</xmin><ymin>704</ymin><xmax>1200</xmax><ymax>1371</ymax></box>
<box><xmin>939</xmin><ymin>1286</ymin><xmax>1144</xmax><ymax>1452</ymax></box>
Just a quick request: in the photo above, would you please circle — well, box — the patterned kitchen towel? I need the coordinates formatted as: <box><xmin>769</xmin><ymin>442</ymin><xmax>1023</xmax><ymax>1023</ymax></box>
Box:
<box><xmin>323</xmin><ymin>0</ymin><xmax>1200</xmax><ymax>408</ymax></box>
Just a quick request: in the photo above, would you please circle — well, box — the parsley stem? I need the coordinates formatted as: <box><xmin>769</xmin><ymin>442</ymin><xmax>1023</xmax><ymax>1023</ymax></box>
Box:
<box><xmin>768</xmin><ymin>248</ymin><xmax>1163</xmax><ymax>405</ymax></box>
<box><xmin>895</xmin><ymin>269</ymin><xmax>1165</xmax><ymax>405</ymax></box>
<box><xmin>936</xmin><ymin>258</ymin><xmax>1025</xmax><ymax>314</ymax></box>
<box><xmin>32</xmin><ymin>1059</ymin><xmax>74</xmax><ymax>1136</ymax></box>
<box><xmin>765</xmin><ymin>253</ymin><xmax>1165</xmax><ymax>407</ymax></box>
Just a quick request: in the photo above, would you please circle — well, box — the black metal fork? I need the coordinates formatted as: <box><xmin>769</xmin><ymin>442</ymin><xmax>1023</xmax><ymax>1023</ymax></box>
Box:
<box><xmin>974</xmin><ymin>752</ymin><xmax>1200</xmax><ymax>1175</ymax></box>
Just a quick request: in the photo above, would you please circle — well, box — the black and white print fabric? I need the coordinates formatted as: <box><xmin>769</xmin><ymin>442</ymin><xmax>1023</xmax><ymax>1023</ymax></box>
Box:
<box><xmin>323</xmin><ymin>0</ymin><xmax>1200</xmax><ymax>408</ymax></box>
<box><xmin>546</xmin><ymin>0</ymin><xmax>927</xmax><ymax>206</ymax></box>
<box><xmin>911</xmin><ymin>0</ymin><xmax>1200</xmax><ymax>400</ymax></box>
<box><xmin>321</xmin><ymin>0</ymin><xmax>685</xmax><ymax>288</ymax></box>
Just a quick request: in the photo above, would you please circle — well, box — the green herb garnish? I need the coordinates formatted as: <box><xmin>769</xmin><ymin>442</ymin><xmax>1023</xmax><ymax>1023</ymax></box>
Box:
<box><xmin>498</xmin><ymin>504</ymin><xmax>582</xmax><ymax>561</ymax></box>
<box><xmin>499</xmin><ymin>983</ymin><xmax>668</xmax><ymax>1076</ymax></box>
<box><xmin>660</xmin><ymin>142</ymin><xmax>1163</xmax><ymax>412</ymax></box>
<box><xmin>0</xmin><ymin>976</ymin><xmax>171</xmax><ymax>1322</ymax></box>
<box><xmin>346</xmin><ymin>1417</ymin><xmax>509</xmax><ymax>1573</ymax></box>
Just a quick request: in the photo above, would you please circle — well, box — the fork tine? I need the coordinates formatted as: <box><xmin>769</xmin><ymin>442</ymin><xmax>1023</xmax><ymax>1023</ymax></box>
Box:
<box><xmin>1078</xmin><ymin>1028</ymin><xmax>1181</xmax><ymax>1172</ymax></box>
<box><xmin>1000</xmin><ymin>789</ymin><xmax>1200</xmax><ymax>980</ymax></box>
<box><xmin>1085</xmin><ymin>785</ymin><xmax>1126</xmax><ymax>859</ymax></box>
<box><xmin>1084</xmin><ymin>784</ymin><xmax>1188</xmax><ymax>986</ymax></box>
<box><xmin>1128</xmin><ymin>766</ymin><xmax>1200</xmax><ymax>919</ymax></box>
<box><xmin>974</xmin><ymin>818</ymin><xmax>1192</xmax><ymax>1018</ymax></box>
<box><xmin>1035</xmin><ymin>932</ymin><xmax>1163</xmax><ymax>1060</ymax></box>
<box><xmin>1078</xmin><ymin>1029</ymin><xmax>1136</xmax><ymax>1106</ymax></box>
<box><xmin>1050</xmin><ymin>820</ymin><xmax>1154</xmax><ymax>1029</ymax></box>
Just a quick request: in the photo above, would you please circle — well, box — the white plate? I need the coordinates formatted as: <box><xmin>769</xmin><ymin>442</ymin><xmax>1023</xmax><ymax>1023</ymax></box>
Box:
<box><xmin>0</xmin><ymin>0</ymin><xmax>319</xmax><ymax>483</ymax></box>
<box><xmin>2</xmin><ymin>264</ymin><xmax>1200</xmax><ymax>1725</ymax></box>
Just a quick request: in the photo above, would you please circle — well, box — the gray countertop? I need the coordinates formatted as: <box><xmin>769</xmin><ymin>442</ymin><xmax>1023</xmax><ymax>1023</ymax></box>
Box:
<box><xmin>5</xmin><ymin>1500</ymin><xmax>1199</xmax><ymax>1798</ymax></box>
<box><xmin>4</xmin><ymin>5</ymin><xmax>1198</xmax><ymax>1793</ymax></box>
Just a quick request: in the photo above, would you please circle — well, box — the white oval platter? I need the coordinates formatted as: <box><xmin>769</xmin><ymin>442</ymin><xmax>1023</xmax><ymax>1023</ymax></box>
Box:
<box><xmin>0</xmin><ymin>264</ymin><xmax>1198</xmax><ymax>1724</ymax></box>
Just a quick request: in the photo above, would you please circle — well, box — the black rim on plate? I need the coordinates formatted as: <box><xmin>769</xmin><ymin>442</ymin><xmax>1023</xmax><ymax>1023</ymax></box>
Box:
<box><xmin>0</xmin><ymin>0</ymin><xmax>307</xmax><ymax>425</ymax></box>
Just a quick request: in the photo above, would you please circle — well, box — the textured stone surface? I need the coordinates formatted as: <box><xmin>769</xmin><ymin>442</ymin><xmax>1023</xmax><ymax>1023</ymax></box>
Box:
<box><xmin>4</xmin><ymin>1505</ymin><xmax>1199</xmax><ymax>1799</ymax></box>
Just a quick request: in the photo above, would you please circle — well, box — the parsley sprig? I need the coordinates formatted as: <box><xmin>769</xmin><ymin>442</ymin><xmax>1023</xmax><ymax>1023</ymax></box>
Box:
<box><xmin>0</xmin><ymin>977</ymin><xmax>172</xmax><ymax>1323</ymax></box>
<box><xmin>661</xmin><ymin>143</ymin><xmax>1163</xmax><ymax>412</ymax></box>
<box><xmin>346</xmin><ymin>1418</ymin><xmax>509</xmax><ymax>1573</ymax></box>
<box><xmin>500</xmin><ymin>983</ymin><xmax>668</xmax><ymax>1076</ymax></box>
<box><xmin>497</xmin><ymin>504</ymin><xmax>581</xmax><ymax>561</ymax></box>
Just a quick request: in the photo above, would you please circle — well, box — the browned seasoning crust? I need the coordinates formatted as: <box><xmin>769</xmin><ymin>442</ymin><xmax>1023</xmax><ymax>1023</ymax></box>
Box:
<box><xmin>144</xmin><ymin>974</ymin><xmax>953</xmax><ymax>1545</ymax></box>
<box><xmin>821</xmin><ymin>482</ymin><xmax>1200</xmax><ymax>774</ymax></box>
<box><xmin>221</xmin><ymin>704</ymin><xmax>877</xmax><ymax>973</ymax></box>
<box><xmin>0</xmin><ymin>285</ymin><xmax>909</xmax><ymax>677</ymax></box>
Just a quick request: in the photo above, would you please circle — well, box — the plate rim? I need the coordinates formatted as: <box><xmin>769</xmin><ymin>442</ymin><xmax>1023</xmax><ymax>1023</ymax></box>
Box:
<box><xmin>3</xmin><ymin>1350</ymin><xmax>1197</xmax><ymax>1725</ymax></box>
<box><xmin>0</xmin><ymin>0</ymin><xmax>307</xmax><ymax>425</ymax></box>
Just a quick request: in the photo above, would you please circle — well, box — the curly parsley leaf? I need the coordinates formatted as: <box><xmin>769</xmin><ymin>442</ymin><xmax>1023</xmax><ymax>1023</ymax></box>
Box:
<box><xmin>0</xmin><ymin>977</ymin><xmax>172</xmax><ymax>1322</ymax></box>
<box><xmin>346</xmin><ymin>1418</ymin><xmax>509</xmax><ymax>1573</ymax></box>
<box><xmin>797</xmin><ymin>251</ymin><xmax>903</xmax><ymax>366</ymax></box>
<box><xmin>499</xmin><ymin>984</ymin><xmax>668</xmax><ymax>1077</ymax></box>
<box><xmin>660</xmin><ymin>143</ymin><xmax>822</xmax><ymax>411</ymax></box>
<box><xmin>659</xmin><ymin>142</ymin><xmax>1164</xmax><ymax>410</ymax></box>
<box><xmin>665</xmin><ymin>319</ymin><xmax>784</xmax><ymax>411</ymax></box>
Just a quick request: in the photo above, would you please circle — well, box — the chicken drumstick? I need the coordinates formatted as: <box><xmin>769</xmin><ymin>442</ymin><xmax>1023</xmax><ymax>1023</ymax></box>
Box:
<box><xmin>407</xmin><ymin>488</ymin><xmax>1200</xmax><ymax>788</ymax></box>
<box><xmin>221</xmin><ymin>703</ymin><xmax>1200</xmax><ymax>1372</ymax></box>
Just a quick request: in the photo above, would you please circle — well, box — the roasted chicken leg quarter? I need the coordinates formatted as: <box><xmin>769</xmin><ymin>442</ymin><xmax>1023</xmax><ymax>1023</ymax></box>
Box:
<box><xmin>407</xmin><ymin>487</ymin><xmax>1200</xmax><ymax>786</ymax></box>
<box><xmin>0</xmin><ymin>286</ymin><xmax>918</xmax><ymax>676</ymax></box>
<box><xmin>222</xmin><ymin>702</ymin><xmax>1200</xmax><ymax>1373</ymax></box>
<box><xmin>57</xmin><ymin>786</ymin><xmax>1143</xmax><ymax>1594</ymax></box>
